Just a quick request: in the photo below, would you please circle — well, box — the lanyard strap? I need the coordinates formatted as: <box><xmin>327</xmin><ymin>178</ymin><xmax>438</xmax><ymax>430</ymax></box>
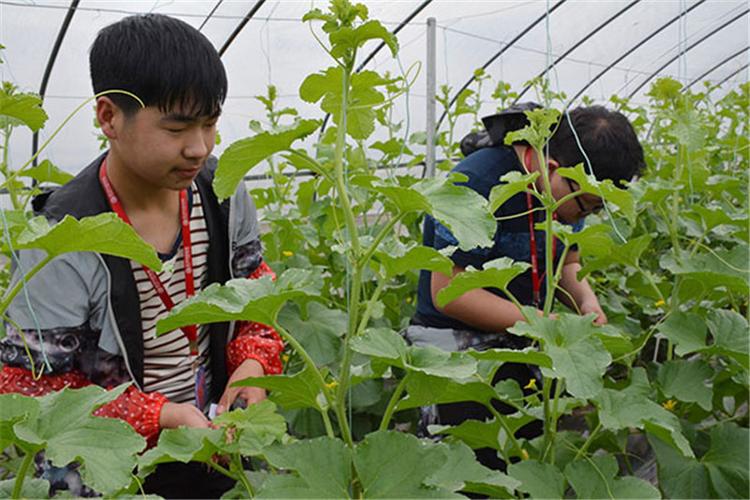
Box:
<box><xmin>99</xmin><ymin>159</ymin><xmax>199</xmax><ymax>355</ymax></box>
<box><xmin>523</xmin><ymin>147</ymin><xmax>556</xmax><ymax>308</ymax></box>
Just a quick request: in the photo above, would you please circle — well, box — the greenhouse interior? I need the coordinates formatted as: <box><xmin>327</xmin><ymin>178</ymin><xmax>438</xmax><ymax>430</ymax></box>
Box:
<box><xmin>0</xmin><ymin>0</ymin><xmax>747</xmax><ymax>498</ymax></box>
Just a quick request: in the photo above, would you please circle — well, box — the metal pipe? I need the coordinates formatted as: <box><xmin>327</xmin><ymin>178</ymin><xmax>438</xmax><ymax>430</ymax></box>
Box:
<box><xmin>218</xmin><ymin>0</ymin><xmax>266</xmax><ymax>57</ymax></box>
<box><xmin>31</xmin><ymin>0</ymin><xmax>80</xmax><ymax>166</ymax></box>
<box><xmin>713</xmin><ymin>62</ymin><xmax>748</xmax><ymax>89</ymax></box>
<box><xmin>514</xmin><ymin>0</ymin><xmax>640</xmax><ymax>102</ymax></box>
<box><xmin>568</xmin><ymin>0</ymin><xmax>706</xmax><ymax>103</ymax></box>
<box><xmin>198</xmin><ymin>0</ymin><xmax>224</xmax><ymax>32</ymax></box>
<box><xmin>425</xmin><ymin>17</ymin><xmax>437</xmax><ymax>179</ymax></box>
<box><xmin>626</xmin><ymin>7</ymin><xmax>749</xmax><ymax>99</ymax></box>
<box><xmin>684</xmin><ymin>46</ymin><xmax>748</xmax><ymax>90</ymax></box>
<box><xmin>436</xmin><ymin>0</ymin><xmax>567</xmax><ymax>130</ymax></box>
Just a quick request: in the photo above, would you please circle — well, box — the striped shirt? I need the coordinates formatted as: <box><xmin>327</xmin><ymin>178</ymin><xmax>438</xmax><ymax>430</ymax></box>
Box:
<box><xmin>131</xmin><ymin>184</ymin><xmax>211</xmax><ymax>405</ymax></box>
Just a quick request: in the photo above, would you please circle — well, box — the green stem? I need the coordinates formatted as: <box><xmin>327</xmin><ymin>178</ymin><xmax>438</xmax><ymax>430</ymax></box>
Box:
<box><xmin>333</xmin><ymin>264</ymin><xmax>360</xmax><ymax>448</ymax></box>
<box><xmin>11</xmin><ymin>450</ymin><xmax>34</xmax><ymax>499</ymax></box>
<box><xmin>0</xmin><ymin>255</ymin><xmax>52</xmax><ymax>315</ymax></box>
<box><xmin>548</xmin><ymin>379</ymin><xmax>563</xmax><ymax>465</ymax></box>
<box><xmin>541</xmin><ymin>375</ymin><xmax>553</xmax><ymax>462</ymax></box>
<box><xmin>271</xmin><ymin>322</ymin><xmax>335</xmax><ymax>438</ymax></box>
<box><xmin>487</xmin><ymin>406</ymin><xmax>520</xmax><ymax>465</ymax></box>
<box><xmin>574</xmin><ymin>422</ymin><xmax>603</xmax><ymax>461</ymax></box>
<box><xmin>233</xmin><ymin>453</ymin><xmax>254</xmax><ymax>497</ymax></box>
<box><xmin>357</xmin><ymin>215</ymin><xmax>403</xmax><ymax>269</ymax></box>
<box><xmin>379</xmin><ymin>375</ymin><xmax>408</xmax><ymax>431</ymax></box>
<box><xmin>356</xmin><ymin>277</ymin><xmax>387</xmax><ymax>337</ymax></box>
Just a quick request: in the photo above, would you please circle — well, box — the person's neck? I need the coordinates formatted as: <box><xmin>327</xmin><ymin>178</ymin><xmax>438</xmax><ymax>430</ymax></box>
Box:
<box><xmin>105</xmin><ymin>151</ymin><xmax>179</xmax><ymax>213</ymax></box>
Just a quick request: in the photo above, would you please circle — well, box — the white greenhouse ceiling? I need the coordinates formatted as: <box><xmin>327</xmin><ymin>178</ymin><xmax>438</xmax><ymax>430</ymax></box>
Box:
<box><xmin>0</xmin><ymin>0</ymin><xmax>747</xmax><ymax>175</ymax></box>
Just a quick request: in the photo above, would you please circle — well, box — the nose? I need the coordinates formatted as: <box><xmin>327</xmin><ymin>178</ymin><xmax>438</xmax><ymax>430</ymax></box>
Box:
<box><xmin>183</xmin><ymin>127</ymin><xmax>210</xmax><ymax>160</ymax></box>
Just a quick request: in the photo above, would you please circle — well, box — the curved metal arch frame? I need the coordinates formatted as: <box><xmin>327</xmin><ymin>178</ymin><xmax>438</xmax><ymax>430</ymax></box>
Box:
<box><xmin>436</xmin><ymin>0</ymin><xmax>567</xmax><ymax>130</ymax></box>
<box><xmin>684</xmin><ymin>45</ymin><xmax>749</xmax><ymax>90</ymax></box>
<box><xmin>198</xmin><ymin>0</ymin><xmax>225</xmax><ymax>32</ymax></box>
<box><xmin>626</xmin><ymin>7</ymin><xmax>749</xmax><ymax>99</ymax></box>
<box><xmin>514</xmin><ymin>0</ymin><xmax>640</xmax><ymax>103</ymax></box>
<box><xmin>568</xmin><ymin>0</ymin><xmax>706</xmax><ymax>104</ymax></box>
<box><xmin>318</xmin><ymin>0</ymin><xmax>434</xmax><ymax>135</ymax></box>
<box><xmin>713</xmin><ymin>62</ymin><xmax>748</xmax><ymax>89</ymax></box>
<box><xmin>31</xmin><ymin>0</ymin><xmax>80</xmax><ymax>166</ymax></box>
<box><xmin>219</xmin><ymin>0</ymin><xmax>266</xmax><ymax>57</ymax></box>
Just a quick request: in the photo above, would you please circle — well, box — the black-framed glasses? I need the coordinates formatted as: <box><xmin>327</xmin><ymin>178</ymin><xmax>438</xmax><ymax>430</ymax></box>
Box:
<box><xmin>564</xmin><ymin>178</ymin><xmax>603</xmax><ymax>216</ymax></box>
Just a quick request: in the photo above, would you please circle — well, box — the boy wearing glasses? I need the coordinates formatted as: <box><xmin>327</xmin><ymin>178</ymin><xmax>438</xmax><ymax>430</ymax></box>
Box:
<box><xmin>407</xmin><ymin>104</ymin><xmax>645</xmax><ymax>470</ymax></box>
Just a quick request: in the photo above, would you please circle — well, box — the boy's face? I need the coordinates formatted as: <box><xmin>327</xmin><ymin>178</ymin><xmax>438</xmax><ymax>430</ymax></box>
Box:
<box><xmin>110</xmin><ymin>104</ymin><xmax>218</xmax><ymax>190</ymax></box>
<box><xmin>549</xmin><ymin>170</ymin><xmax>603</xmax><ymax>223</ymax></box>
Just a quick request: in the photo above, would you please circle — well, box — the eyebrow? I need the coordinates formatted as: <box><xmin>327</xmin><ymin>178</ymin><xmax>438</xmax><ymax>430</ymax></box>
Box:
<box><xmin>161</xmin><ymin>110</ymin><xmax>221</xmax><ymax>124</ymax></box>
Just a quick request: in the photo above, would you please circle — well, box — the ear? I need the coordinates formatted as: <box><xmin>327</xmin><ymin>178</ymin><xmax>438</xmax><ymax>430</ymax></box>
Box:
<box><xmin>95</xmin><ymin>97</ymin><xmax>121</xmax><ymax>140</ymax></box>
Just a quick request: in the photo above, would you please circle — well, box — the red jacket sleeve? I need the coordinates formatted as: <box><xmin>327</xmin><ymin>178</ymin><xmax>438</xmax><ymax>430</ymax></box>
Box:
<box><xmin>0</xmin><ymin>365</ymin><xmax>167</xmax><ymax>447</ymax></box>
<box><xmin>226</xmin><ymin>261</ymin><xmax>285</xmax><ymax>376</ymax></box>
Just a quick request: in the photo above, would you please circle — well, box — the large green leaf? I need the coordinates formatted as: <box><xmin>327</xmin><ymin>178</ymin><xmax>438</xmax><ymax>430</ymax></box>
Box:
<box><xmin>278</xmin><ymin>302</ymin><xmax>346</xmax><ymax>366</ymax></box>
<box><xmin>429</xmin><ymin>419</ymin><xmax>504</xmax><ymax>451</ymax></box>
<box><xmin>660</xmin><ymin>244</ymin><xmax>749</xmax><ymax>296</ymax></box>
<box><xmin>425</xmin><ymin>441</ymin><xmax>519</xmax><ymax>498</ymax></box>
<box><xmin>0</xmin><ymin>393</ymin><xmax>39</xmax><ymax>448</ymax></box>
<box><xmin>436</xmin><ymin>258</ymin><xmax>530</xmax><ymax>307</ymax></box>
<box><xmin>507</xmin><ymin>460</ymin><xmax>565</xmax><ymax>499</ymax></box>
<box><xmin>594</xmin><ymin>368</ymin><xmax>693</xmax><ymax>457</ymax></box>
<box><xmin>397</xmin><ymin>371</ymin><xmax>497</xmax><ymax>410</ymax></box>
<box><xmin>0</xmin><ymin>478</ymin><xmax>51</xmax><ymax>499</ymax></box>
<box><xmin>407</xmin><ymin>345</ymin><xmax>478</xmax><ymax>379</ymax></box>
<box><xmin>564</xmin><ymin>455</ymin><xmax>660</xmax><ymax>499</ymax></box>
<box><xmin>657</xmin><ymin>359</ymin><xmax>713</xmax><ymax>411</ymax></box>
<box><xmin>656</xmin><ymin>311</ymin><xmax>707</xmax><ymax>356</ymax></box>
<box><xmin>375</xmin><ymin>244</ymin><xmax>453</xmax><ymax>279</ymax></box>
<box><xmin>489</xmin><ymin>171</ymin><xmax>539</xmax><ymax>213</ymax></box>
<box><xmin>232</xmin><ymin>366</ymin><xmax>323</xmax><ymax>411</ymax></box>
<box><xmin>0</xmin><ymin>88</ymin><xmax>48</xmax><ymax>132</ymax></box>
<box><xmin>354</xmin><ymin>431</ymin><xmax>451</xmax><ymax>498</ymax></box>
<box><xmin>215</xmin><ymin>119</ymin><xmax>320</xmax><ymax>200</ymax></box>
<box><xmin>558</xmin><ymin>164</ymin><xmax>636</xmax><ymax>223</ymax></box>
<box><xmin>350</xmin><ymin>327</ymin><xmax>408</xmax><ymax>367</ymax></box>
<box><xmin>468</xmin><ymin>348</ymin><xmax>552</xmax><ymax>369</ymax></box>
<box><xmin>12</xmin><ymin>385</ymin><xmax>145</xmax><ymax>494</ymax></box>
<box><xmin>19</xmin><ymin>160</ymin><xmax>74</xmax><ymax>186</ymax></box>
<box><xmin>510</xmin><ymin>314</ymin><xmax>611</xmax><ymax>399</ymax></box>
<box><xmin>705</xmin><ymin>309</ymin><xmax>749</xmax><ymax>368</ymax></box>
<box><xmin>138</xmin><ymin>427</ymin><xmax>223</xmax><ymax>475</ymax></box>
<box><xmin>650</xmin><ymin>422</ymin><xmax>749</xmax><ymax>499</ymax></box>
<box><xmin>16</xmin><ymin>213</ymin><xmax>161</xmax><ymax>270</ymax></box>
<box><xmin>156</xmin><ymin>269</ymin><xmax>321</xmax><ymax>334</ymax></box>
<box><xmin>213</xmin><ymin>400</ymin><xmax>287</xmax><ymax>456</ymax></box>
<box><xmin>261</xmin><ymin>437</ymin><xmax>352</xmax><ymax>499</ymax></box>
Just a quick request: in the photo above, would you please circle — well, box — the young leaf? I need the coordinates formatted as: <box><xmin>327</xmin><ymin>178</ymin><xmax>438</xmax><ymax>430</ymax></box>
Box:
<box><xmin>329</xmin><ymin>20</ymin><xmax>398</xmax><ymax>58</ymax></box>
<box><xmin>436</xmin><ymin>257</ymin><xmax>530</xmax><ymax>308</ymax></box>
<box><xmin>215</xmin><ymin>119</ymin><xmax>321</xmax><ymax>200</ymax></box>
<box><xmin>16</xmin><ymin>213</ymin><xmax>162</xmax><ymax>270</ymax></box>
<box><xmin>138</xmin><ymin>428</ymin><xmax>223</xmax><ymax>475</ymax></box>
<box><xmin>156</xmin><ymin>269</ymin><xmax>321</xmax><ymax>334</ymax></box>
<box><xmin>558</xmin><ymin>164</ymin><xmax>636</xmax><ymax>223</ymax></box>
<box><xmin>0</xmin><ymin>88</ymin><xmax>48</xmax><ymax>132</ymax></box>
<box><xmin>213</xmin><ymin>400</ymin><xmax>287</xmax><ymax>456</ymax></box>
<box><xmin>503</xmin><ymin>108</ymin><xmax>560</xmax><ymax>151</ymax></box>
<box><xmin>19</xmin><ymin>160</ymin><xmax>74</xmax><ymax>186</ymax></box>
<box><xmin>231</xmin><ymin>366</ymin><xmax>323</xmax><ymax>411</ymax></box>
<box><xmin>261</xmin><ymin>437</ymin><xmax>353</xmax><ymax>499</ymax></box>
<box><xmin>488</xmin><ymin>171</ymin><xmax>539</xmax><ymax>213</ymax></box>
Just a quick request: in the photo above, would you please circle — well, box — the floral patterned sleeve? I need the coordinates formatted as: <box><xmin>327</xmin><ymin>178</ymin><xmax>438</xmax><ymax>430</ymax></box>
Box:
<box><xmin>0</xmin><ymin>365</ymin><xmax>167</xmax><ymax>447</ymax></box>
<box><xmin>225</xmin><ymin>259</ymin><xmax>285</xmax><ymax>376</ymax></box>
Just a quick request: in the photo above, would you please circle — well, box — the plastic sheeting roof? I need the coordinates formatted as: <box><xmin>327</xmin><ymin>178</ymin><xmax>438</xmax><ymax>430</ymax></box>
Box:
<box><xmin>1</xmin><ymin>0</ymin><xmax>748</xmax><ymax>174</ymax></box>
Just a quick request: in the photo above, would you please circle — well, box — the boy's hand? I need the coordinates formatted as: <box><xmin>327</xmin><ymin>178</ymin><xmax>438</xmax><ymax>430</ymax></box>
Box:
<box><xmin>159</xmin><ymin>402</ymin><xmax>211</xmax><ymax>429</ymax></box>
<box><xmin>216</xmin><ymin>359</ymin><xmax>266</xmax><ymax>415</ymax></box>
<box><xmin>580</xmin><ymin>298</ymin><xmax>608</xmax><ymax>325</ymax></box>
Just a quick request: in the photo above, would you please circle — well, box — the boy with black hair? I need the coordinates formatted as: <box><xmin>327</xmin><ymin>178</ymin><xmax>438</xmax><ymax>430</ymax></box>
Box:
<box><xmin>408</xmin><ymin>104</ymin><xmax>645</xmax><ymax>470</ymax></box>
<box><xmin>0</xmin><ymin>14</ymin><xmax>283</xmax><ymax>497</ymax></box>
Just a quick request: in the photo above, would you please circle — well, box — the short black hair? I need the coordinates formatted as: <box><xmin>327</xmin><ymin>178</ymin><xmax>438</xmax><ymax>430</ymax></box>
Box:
<box><xmin>547</xmin><ymin>106</ymin><xmax>645</xmax><ymax>187</ymax></box>
<box><xmin>90</xmin><ymin>14</ymin><xmax>227</xmax><ymax>118</ymax></box>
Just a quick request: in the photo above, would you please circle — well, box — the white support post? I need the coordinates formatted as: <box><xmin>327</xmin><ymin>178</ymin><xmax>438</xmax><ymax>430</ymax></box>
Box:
<box><xmin>425</xmin><ymin>17</ymin><xmax>437</xmax><ymax>178</ymax></box>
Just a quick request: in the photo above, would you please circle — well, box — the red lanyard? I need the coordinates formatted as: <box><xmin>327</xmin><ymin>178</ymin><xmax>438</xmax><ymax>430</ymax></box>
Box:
<box><xmin>523</xmin><ymin>147</ymin><xmax>556</xmax><ymax>308</ymax></box>
<box><xmin>99</xmin><ymin>159</ymin><xmax>199</xmax><ymax>355</ymax></box>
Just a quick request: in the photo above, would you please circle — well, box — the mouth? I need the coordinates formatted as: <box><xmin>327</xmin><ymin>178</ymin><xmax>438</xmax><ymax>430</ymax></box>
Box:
<box><xmin>174</xmin><ymin>166</ymin><xmax>202</xmax><ymax>179</ymax></box>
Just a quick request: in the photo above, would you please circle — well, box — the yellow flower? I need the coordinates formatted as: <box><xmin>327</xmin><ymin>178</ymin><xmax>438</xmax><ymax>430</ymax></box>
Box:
<box><xmin>281</xmin><ymin>353</ymin><xmax>290</xmax><ymax>364</ymax></box>
<box><xmin>523</xmin><ymin>378</ymin><xmax>537</xmax><ymax>390</ymax></box>
<box><xmin>325</xmin><ymin>380</ymin><xmax>339</xmax><ymax>391</ymax></box>
<box><xmin>521</xmin><ymin>449</ymin><xmax>530</xmax><ymax>461</ymax></box>
<box><xmin>662</xmin><ymin>399</ymin><xmax>677</xmax><ymax>411</ymax></box>
<box><xmin>655</xmin><ymin>299</ymin><xmax>666</xmax><ymax>307</ymax></box>
<box><xmin>406</xmin><ymin>297</ymin><xmax>412</xmax><ymax>304</ymax></box>
<box><xmin>282</xmin><ymin>250</ymin><xmax>294</xmax><ymax>257</ymax></box>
